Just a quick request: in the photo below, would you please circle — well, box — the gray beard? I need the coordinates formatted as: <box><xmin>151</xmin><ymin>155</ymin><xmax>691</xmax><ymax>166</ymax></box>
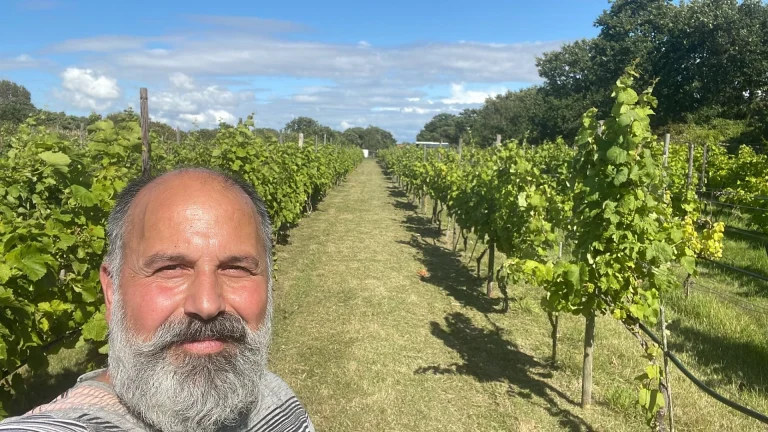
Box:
<box><xmin>107</xmin><ymin>292</ymin><xmax>272</xmax><ymax>432</ymax></box>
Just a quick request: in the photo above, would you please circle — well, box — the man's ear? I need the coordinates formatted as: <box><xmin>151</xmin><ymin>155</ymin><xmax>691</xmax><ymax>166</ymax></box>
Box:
<box><xmin>100</xmin><ymin>263</ymin><xmax>115</xmax><ymax>322</ymax></box>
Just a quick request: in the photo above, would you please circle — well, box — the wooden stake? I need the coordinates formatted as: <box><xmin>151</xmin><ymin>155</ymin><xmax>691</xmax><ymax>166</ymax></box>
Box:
<box><xmin>663</xmin><ymin>134</ymin><xmax>670</xmax><ymax>167</ymax></box>
<box><xmin>661</xmin><ymin>300</ymin><xmax>675</xmax><ymax>432</ymax></box>
<box><xmin>79</xmin><ymin>123</ymin><xmax>84</xmax><ymax>145</ymax></box>
<box><xmin>486</xmin><ymin>242</ymin><xmax>495</xmax><ymax>296</ymax></box>
<box><xmin>176</xmin><ymin>127</ymin><xmax>181</xmax><ymax>145</ymax></box>
<box><xmin>582</xmin><ymin>314</ymin><xmax>596</xmax><ymax>407</ymax></box>
<box><xmin>299</xmin><ymin>133</ymin><xmax>304</xmax><ymax>148</ymax></box>
<box><xmin>700</xmin><ymin>142</ymin><xmax>709</xmax><ymax>192</ymax></box>
<box><xmin>421</xmin><ymin>144</ymin><xmax>426</xmax><ymax>213</ymax></box>
<box><xmin>685</xmin><ymin>143</ymin><xmax>695</xmax><ymax>191</ymax></box>
<box><xmin>139</xmin><ymin>88</ymin><xmax>151</xmax><ymax>177</ymax></box>
<box><xmin>496</xmin><ymin>134</ymin><xmax>501</xmax><ymax>146</ymax></box>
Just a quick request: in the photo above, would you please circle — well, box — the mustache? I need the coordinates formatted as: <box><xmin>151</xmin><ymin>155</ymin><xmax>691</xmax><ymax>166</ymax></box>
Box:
<box><xmin>145</xmin><ymin>313</ymin><xmax>249</xmax><ymax>352</ymax></box>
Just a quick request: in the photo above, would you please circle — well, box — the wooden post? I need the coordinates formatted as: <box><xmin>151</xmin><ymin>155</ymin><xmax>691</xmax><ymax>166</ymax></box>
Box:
<box><xmin>139</xmin><ymin>88</ymin><xmax>151</xmax><ymax>177</ymax></box>
<box><xmin>598</xmin><ymin>120</ymin><xmax>605</xmax><ymax>134</ymax></box>
<box><xmin>79</xmin><ymin>123</ymin><xmax>84</xmax><ymax>145</ymax></box>
<box><xmin>315</xmin><ymin>135</ymin><xmax>318</xmax><ymax>152</ymax></box>
<box><xmin>700</xmin><ymin>142</ymin><xmax>708</xmax><ymax>192</ymax></box>
<box><xmin>421</xmin><ymin>144</ymin><xmax>427</xmax><ymax>213</ymax></box>
<box><xmin>550</xmin><ymin>241</ymin><xmax>564</xmax><ymax>363</ymax></box>
<box><xmin>496</xmin><ymin>134</ymin><xmax>501</xmax><ymax>146</ymax></box>
<box><xmin>582</xmin><ymin>313</ymin><xmax>596</xmax><ymax>407</ymax></box>
<box><xmin>685</xmin><ymin>143</ymin><xmax>695</xmax><ymax>191</ymax></box>
<box><xmin>279</xmin><ymin>129</ymin><xmax>284</xmax><ymax>144</ymax></box>
<box><xmin>299</xmin><ymin>133</ymin><xmax>304</xmax><ymax>148</ymax></box>
<box><xmin>176</xmin><ymin>127</ymin><xmax>181</xmax><ymax>145</ymax></box>
<box><xmin>663</xmin><ymin>134</ymin><xmax>670</xmax><ymax>167</ymax></box>
<box><xmin>660</xmin><ymin>300</ymin><xmax>675</xmax><ymax>432</ymax></box>
<box><xmin>324</xmin><ymin>133</ymin><xmax>327</xmax><ymax>145</ymax></box>
<box><xmin>458</xmin><ymin>137</ymin><xmax>463</xmax><ymax>160</ymax></box>
<box><xmin>486</xmin><ymin>242</ymin><xmax>495</xmax><ymax>296</ymax></box>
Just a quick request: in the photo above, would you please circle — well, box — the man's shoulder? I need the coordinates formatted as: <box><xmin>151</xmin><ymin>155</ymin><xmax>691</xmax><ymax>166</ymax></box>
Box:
<box><xmin>0</xmin><ymin>370</ymin><xmax>137</xmax><ymax>431</ymax></box>
<box><xmin>0</xmin><ymin>413</ymin><xmax>90</xmax><ymax>431</ymax></box>
<box><xmin>250</xmin><ymin>370</ymin><xmax>315</xmax><ymax>432</ymax></box>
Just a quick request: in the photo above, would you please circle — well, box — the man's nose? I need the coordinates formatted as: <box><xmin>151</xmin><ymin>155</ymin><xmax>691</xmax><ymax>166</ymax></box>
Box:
<box><xmin>183</xmin><ymin>267</ymin><xmax>226</xmax><ymax>320</ymax></box>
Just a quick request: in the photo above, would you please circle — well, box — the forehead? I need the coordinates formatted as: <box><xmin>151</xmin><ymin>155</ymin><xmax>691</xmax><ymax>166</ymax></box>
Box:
<box><xmin>125</xmin><ymin>172</ymin><xmax>262</xmax><ymax>250</ymax></box>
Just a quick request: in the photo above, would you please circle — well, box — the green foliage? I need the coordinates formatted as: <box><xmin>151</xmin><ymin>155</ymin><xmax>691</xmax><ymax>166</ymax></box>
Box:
<box><xmin>381</xmin><ymin>65</ymin><xmax>729</xmax><ymax>428</ymax></box>
<box><xmin>0</xmin><ymin>81</ymin><xmax>37</xmax><ymax>127</ymax></box>
<box><xmin>0</xmin><ymin>113</ymin><xmax>362</xmax><ymax>413</ymax></box>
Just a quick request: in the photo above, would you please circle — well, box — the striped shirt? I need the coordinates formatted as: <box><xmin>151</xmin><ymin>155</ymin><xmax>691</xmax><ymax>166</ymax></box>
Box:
<box><xmin>0</xmin><ymin>369</ymin><xmax>314</xmax><ymax>432</ymax></box>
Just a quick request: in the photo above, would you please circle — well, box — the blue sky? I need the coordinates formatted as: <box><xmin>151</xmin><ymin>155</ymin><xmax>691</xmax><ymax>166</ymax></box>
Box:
<box><xmin>0</xmin><ymin>0</ymin><xmax>610</xmax><ymax>140</ymax></box>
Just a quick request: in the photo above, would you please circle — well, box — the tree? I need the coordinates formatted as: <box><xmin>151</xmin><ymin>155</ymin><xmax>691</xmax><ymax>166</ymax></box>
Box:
<box><xmin>360</xmin><ymin>126</ymin><xmax>396</xmax><ymax>151</ymax></box>
<box><xmin>0</xmin><ymin>80</ymin><xmax>36</xmax><ymax>126</ymax></box>
<box><xmin>284</xmin><ymin>116</ymin><xmax>323</xmax><ymax>137</ymax></box>
<box><xmin>342</xmin><ymin>127</ymin><xmax>365</xmax><ymax>147</ymax></box>
<box><xmin>416</xmin><ymin>113</ymin><xmax>462</xmax><ymax>144</ymax></box>
<box><xmin>535</xmin><ymin>0</ymin><xmax>768</xmax><ymax>130</ymax></box>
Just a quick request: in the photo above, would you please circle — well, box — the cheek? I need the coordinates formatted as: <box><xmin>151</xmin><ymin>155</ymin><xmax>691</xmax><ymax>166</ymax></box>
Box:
<box><xmin>226</xmin><ymin>277</ymin><xmax>270</xmax><ymax>330</ymax></box>
<box><xmin>121</xmin><ymin>283</ymin><xmax>184</xmax><ymax>339</ymax></box>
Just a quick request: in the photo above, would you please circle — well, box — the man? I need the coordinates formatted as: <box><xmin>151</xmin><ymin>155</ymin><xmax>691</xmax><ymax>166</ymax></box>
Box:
<box><xmin>0</xmin><ymin>168</ymin><xmax>315</xmax><ymax>432</ymax></box>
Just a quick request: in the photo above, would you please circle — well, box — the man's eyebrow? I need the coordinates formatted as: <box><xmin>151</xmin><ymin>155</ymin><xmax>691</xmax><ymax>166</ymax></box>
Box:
<box><xmin>142</xmin><ymin>253</ymin><xmax>192</xmax><ymax>268</ymax></box>
<box><xmin>221</xmin><ymin>255</ymin><xmax>262</xmax><ymax>269</ymax></box>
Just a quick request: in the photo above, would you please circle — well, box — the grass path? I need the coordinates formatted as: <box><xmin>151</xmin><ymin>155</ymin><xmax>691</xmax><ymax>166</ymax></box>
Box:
<box><xmin>269</xmin><ymin>159</ymin><xmax>768</xmax><ymax>431</ymax></box>
<box><xmin>269</xmin><ymin>160</ymin><xmax>624</xmax><ymax>431</ymax></box>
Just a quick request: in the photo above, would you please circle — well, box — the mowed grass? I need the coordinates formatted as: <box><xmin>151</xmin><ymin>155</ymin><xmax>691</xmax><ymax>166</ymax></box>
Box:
<box><xmin>269</xmin><ymin>159</ymin><xmax>768</xmax><ymax>431</ymax></box>
<box><xmin>6</xmin><ymin>159</ymin><xmax>768</xmax><ymax>430</ymax></box>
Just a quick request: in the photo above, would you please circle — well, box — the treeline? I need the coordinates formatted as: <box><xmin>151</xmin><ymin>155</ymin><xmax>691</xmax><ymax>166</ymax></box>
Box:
<box><xmin>418</xmin><ymin>0</ymin><xmax>768</xmax><ymax>148</ymax></box>
<box><xmin>0</xmin><ymin>80</ymin><xmax>397</xmax><ymax>150</ymax></box>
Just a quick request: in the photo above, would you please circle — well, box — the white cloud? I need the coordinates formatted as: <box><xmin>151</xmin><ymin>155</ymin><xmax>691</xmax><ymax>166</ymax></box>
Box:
<box><xmin>46</xmin><ymin>35</ymin><xmax>167</xmax><ymax>53</ymax></box>
<box><xmin>53</xmin><ymin>68</ymin><xmax>121</xmax><ymax>111</ymax></box>
<box><xmin>441</xmin><ymin>83</ymin><xmax>507</xmax><ymax>104</ymax></box>
<box><xmin>294</xmin><ymin>94</ymin><xmax>320</xmax><ymax>102</ymax></box>
<box><xmin>0</xmin><ymin>53</ymin><xmax>42</xmax><ymax>70</ymax></box>
<box><xmin>340</xmin><ymin>120</ymin><xmax>353</xmax><ymax>130</ymax></box>
<box><xmin>179</xmin><ymin>109</ymin><xmax>236</xmax><ymax>127</ymax></box>
<box><xmin>169</xmin><ymin>72</ymin><xmax>195</xmax><ymax>90</ymax></box>
<box><xmin>17</xmin><ymin>19</ymin><xmax>564</xmax><ymax>140</ymax></box>
<box><xmin>61</xmin><ymin>68</ymin><xmax>121</xmax><ymax>99</ymax></box>
<box><xmin>78</xmin><ymin>34</ymin><xmax>558</xmax><ymax>85</ymax></box>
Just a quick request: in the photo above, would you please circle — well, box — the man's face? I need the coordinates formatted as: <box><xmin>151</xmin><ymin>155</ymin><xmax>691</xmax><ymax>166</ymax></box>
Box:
<box><xmin>107</xmin><ymin>172</ymin><xmax>269</xmax><ymax>350</ymax></box>
<box><xmin>100</xmin><ymin>172</ymin><xmax>272</xmax><ymax>432</ymax></box>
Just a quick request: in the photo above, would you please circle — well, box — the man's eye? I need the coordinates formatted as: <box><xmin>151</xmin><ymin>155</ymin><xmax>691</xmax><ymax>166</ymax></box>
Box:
<box><xmin>223</xmin><ymin>266</ymin><xmax>255</xmax><ymax>275</ymax></box>
<box><xmin>157</xmin><ymin>264</ymin><xmax>184</xmax><ymax>273</ymax></box>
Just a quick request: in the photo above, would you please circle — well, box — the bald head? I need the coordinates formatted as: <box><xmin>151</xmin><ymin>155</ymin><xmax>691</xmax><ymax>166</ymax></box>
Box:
<box><xmin>103</xmin><ymin>168</ymin><xmax>273</xmax><ymax>290</ymax></box>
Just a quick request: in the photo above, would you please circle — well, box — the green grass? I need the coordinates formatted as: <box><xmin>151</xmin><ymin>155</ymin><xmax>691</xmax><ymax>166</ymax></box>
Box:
<box><xmin>6</xmin><ymin>159</ymin><xmax>768</xmax><ymax>431</ymax></box>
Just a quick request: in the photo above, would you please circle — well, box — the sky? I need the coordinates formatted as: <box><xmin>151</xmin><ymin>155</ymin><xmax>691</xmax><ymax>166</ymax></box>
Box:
<box><xmin>0</xmin><ymin>0</ymin><xmax>610</xmax><ymax>141</ymax></box>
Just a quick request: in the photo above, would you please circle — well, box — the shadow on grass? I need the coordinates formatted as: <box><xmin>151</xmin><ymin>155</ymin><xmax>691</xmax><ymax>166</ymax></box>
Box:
<box><xmin>402</xmin><ymin>214</ymin><xmax>443</xmax><ymax>242</ymax></box>
<box><xmin>399</xmin><ymin>235</ymin><xmax>501</xmax><ymax>314</ymax></box>
<box><xmin>667</xmin><ymin>321</ymin><xmax>768</xmax><ymax>394</ymax></box>
<box><xmin>723</xmin><ymin>229</ymin><xmax>768</xmax><ymax>255</ymax></box>
<box><xmin>6</xmin><ymin>345</ymin><xmax>106</xmax><ymax>417</ymax></box>
<box><xmin>416</xmin><ymin>312</ymin><xmax>594</xmax><ymax>432</ymax></box>
<box><xmin>386</xmin><ymin>185</ymin><xmax>408</xmax><ymax>199</ymax></box>
<box><xmin>699</xmin><ymin>261</ymin><xmax>768</xmax><ymax>298</ymax></box>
